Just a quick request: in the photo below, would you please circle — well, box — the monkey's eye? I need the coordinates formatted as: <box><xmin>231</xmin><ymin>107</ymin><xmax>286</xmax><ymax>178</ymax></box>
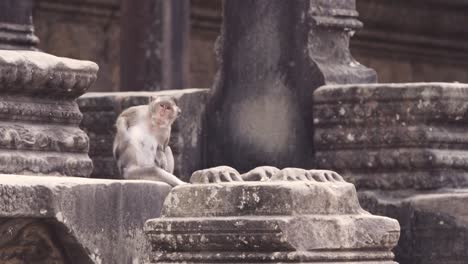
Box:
<box><xmin>165</xmin><ymin>105</ymin><xmax>171</xmax><ymax>110</ymax></box>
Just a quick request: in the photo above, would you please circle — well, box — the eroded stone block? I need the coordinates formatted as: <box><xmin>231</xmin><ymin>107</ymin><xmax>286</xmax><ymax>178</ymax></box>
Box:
<box><xmin>0</xmin><ymin>174</ymin><xmax>171</xmax><ymax>264</ymax></box>
<box><xmin>314</xmin><ymin>83</ymin><xmax>468</xmax><ymax>190</ymax></box>
<box><xmin>145</xmin><ymin>179</ymin><xmax>400</xmax><ymax>263</ymax></box>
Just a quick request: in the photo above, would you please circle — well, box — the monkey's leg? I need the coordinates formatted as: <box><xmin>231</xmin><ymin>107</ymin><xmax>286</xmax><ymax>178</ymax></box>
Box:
<box><xmin>124</xmin><ymin>166</ymin><xmax>186</xmax><ymax>186</ymax></box>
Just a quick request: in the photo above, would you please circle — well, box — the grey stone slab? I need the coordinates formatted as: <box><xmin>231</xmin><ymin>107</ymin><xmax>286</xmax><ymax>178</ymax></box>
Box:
<box><xmin>0</xmin><ymin>174</ymin><xmax>171</xmax><ymax>264</ymax></box>
<box><xmin>314</xmin><ymin>82</ymin><xmax>468</xmax><ymax>190</ymax></box>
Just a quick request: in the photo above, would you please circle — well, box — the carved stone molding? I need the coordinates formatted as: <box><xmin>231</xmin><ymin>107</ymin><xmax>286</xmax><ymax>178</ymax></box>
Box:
<box><xmin>0</xmin><ymin>50</ymin><xmax>98</xmax><ymax>177</ymax></box>
<box><xmin>314</xmin><ymin>82</ymin><xmax>468</xmax><ymax>190</ymax></box>
<box><xmin>145</xmin><ymin>179</ymin><xmax>400</xmax><ymax>263</ymax></box>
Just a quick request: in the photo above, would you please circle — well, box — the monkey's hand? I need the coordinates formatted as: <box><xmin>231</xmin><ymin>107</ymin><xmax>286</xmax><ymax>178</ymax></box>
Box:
<box><xmin>271</xmin><ymin>168</ymin><xmax>345</xmax><ymax>182</ymax></box>
<box><xmin>241</xmin><ymin>166</ymin><xmax>280</xmax><ymax>181</ymax></box>
<box><xmin>190</xmin><ymin>166</ymin><xmax>243</xmax><ymax>184</ymax></box>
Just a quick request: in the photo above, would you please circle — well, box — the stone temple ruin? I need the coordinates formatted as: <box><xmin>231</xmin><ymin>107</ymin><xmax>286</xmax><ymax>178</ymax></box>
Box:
<box><xmin>0</xmin><ymin>0</ymin><xmax>466</xmax><ymax>263</ymax></box>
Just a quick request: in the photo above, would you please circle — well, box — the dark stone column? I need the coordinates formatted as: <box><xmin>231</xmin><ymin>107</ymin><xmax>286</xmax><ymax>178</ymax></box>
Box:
<box><xmin>120</xmin><ymin>0</ymin><xmax>190</xmax><ymax>91</ymax></box>
<box><xmin>205</xmin><ymin>0</ymin><xmax>376</xmax><ymax>172</ymax></box>
<box><xmin>0</xmin><ymin>0</ymin><xmax>39</xmax><ymax>50</ymax></box>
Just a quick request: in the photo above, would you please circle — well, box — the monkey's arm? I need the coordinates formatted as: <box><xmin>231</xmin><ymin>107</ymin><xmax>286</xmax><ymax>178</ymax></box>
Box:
<box><xmin>124</xmin><ymin>166</ymin><xmax>186</xmax><ymax>187</ymax></box>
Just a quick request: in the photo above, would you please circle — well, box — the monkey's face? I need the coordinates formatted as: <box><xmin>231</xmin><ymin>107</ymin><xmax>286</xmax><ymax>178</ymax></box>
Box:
<box><xmin>149</xmin><ymin>97</ymin><xmax>181</xmax><ymax>127</ymax></box>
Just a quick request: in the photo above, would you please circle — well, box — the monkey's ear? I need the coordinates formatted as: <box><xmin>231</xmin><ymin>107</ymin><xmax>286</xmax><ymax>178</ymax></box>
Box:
<box><xmin>150</xmin><ymin>95</ymin><xmax>159</xmax><ymax>102</ymax></box>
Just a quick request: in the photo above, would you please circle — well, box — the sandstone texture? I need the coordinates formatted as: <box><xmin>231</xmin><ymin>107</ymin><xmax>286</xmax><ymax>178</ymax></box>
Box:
<box><xmin>0</xmin><ymin>50</ymin><xmax>98</xmax><ymax>177</ymax></box>
<box><xmin>0</xmin><ymin>174</ymin><xmax>171</xmax><ymax>264</ymax></box>
<box><xmin>314</xmin><ymin>82</ymin><xmax>468</xmax><ymax>190</ymax></box>
<box><xmin>145</xmin><ymin>179</ymin><xmax>400</xmax><ymax>263</ymax></box>
<box><xmin>78</xmin><ymin>89</ymin><xmax>209</xmax><ymax>180</ymax></box>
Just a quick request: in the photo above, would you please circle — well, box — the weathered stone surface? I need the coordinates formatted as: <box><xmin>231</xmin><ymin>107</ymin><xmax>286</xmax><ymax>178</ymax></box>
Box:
<box><xmin>360</xmin><ymin>189</ymin><xmax>468</xmax><ymax>264</ymax></box>
<box><xmin>0</xmin><ymin>174</ymin><xmax>171</xmax><ymax>264</ymax></box>
<box><xmin>0</xmin><ymin>0</ymin><xmax>39</xmax><ymax>50</ymax></box>
<box><xmin>206</xmin><ymin>0</ymin><xmax>376</xmax><ymax>173</ymax></box>
<box><xmin>314</xmin><ymin>82</ymin><xmax>468</xmax><ymax>190</ymax></box>
<box><xmin>0</xmin><ymin>50</ymin><xmax>98</xmax><ymax>177</ymax></box>
<box><xmin>78</xmin><ymin>89</ymin><xmax>209</xmax><ymax>180</ymax></box>
<box><xmin>145</xmin><ymin>179</ymin><xmax>400</xmax><ymax>263</ymax></box>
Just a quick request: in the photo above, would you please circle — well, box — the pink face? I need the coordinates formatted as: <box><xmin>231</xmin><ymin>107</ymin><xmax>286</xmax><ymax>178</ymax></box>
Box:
<box><xmin>150</xmin><ymin>98</ymin><xmax>180</xmax><ymax>127</ymax></box>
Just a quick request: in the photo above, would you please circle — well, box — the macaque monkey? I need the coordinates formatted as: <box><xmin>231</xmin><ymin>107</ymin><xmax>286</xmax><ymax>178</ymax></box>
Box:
<box><xmin>190</xmin><ymin>166</ymin><xmax>344</xmax><ymax>184</ymax></box>
<box><xmin>113</xmin><ymin>96</ymin><xmax>186</xmax><ymax>186</ymax></box>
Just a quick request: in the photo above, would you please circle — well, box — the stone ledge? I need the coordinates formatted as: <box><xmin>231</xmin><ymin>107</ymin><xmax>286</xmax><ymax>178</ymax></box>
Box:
<box><xmin>0</xmin><ymin>174</ymin><xmax>171</xmax><ymax>264</ymax></box>
<box><xmin>0</xmin><ymin>50</ymin><xmax>98</xmax><ymax>97</ymax></box>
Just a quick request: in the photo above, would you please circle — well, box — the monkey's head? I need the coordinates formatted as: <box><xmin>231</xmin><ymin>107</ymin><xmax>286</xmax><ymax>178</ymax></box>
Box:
<box><xmin>149</xmin><ymin>96</ymin><xmax>181</xmax><ymax>128</ymax></box>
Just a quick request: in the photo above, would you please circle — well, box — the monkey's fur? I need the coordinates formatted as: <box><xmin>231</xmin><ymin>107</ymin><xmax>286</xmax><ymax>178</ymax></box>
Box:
<box><xmin>113</xmin><ymin>96</ymin><xmax>186</xmax><ymax>186</ymax></box>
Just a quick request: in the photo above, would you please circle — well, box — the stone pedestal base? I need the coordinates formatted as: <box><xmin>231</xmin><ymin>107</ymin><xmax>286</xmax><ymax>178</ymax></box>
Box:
<box><xmin>145</xmin><ymin>180</ymin><xmax>400</xmax><ymax>263</ymax></box>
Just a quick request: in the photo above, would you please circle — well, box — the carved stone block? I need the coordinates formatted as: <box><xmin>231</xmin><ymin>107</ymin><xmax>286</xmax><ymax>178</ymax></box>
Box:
<box><xmin>0</xmin><ymin>174</ymin><xmax>171</xmax><ymax>264</ymax></box>
<box><xmin>77</xmin><ymin>89</ymin><xmax>209</xmax><ymax>180</ymax></box>
<box><xmin>314</xmin><ymin>83</ymin><xmax>468</xmax><ymax>190</ymax></box>
<box><xmin>145</xmin><ymin>179</ymin><xmax>400</xmax><ymax>263</ymax></box>
<box><xmin>0</xmin><ymin>50</ymin><xmax>98</xmax><ymax>177</ymax></box>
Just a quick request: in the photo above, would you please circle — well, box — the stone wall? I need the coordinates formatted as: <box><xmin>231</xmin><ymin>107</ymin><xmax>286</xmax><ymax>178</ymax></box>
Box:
<box><xmin>33</xmin><ymin>0</ymin><xmax>468</xmax><ymax>92</ymax></box>
<box><xmin>33</xmin><ymin>0</ymin><xmax>221</xmax><ymax>92</ymax></box>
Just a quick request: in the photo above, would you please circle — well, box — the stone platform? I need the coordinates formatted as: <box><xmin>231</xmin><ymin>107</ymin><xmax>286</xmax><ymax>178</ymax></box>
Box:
<box><xmin>145</xmin><ymin>180</ymin><xmax>400</xmax><ymax>263</ymax></box>
<box><xmin>0</xmin><ymin>174</ymin><xmax>171</xmax><ymax>264</ymax></box>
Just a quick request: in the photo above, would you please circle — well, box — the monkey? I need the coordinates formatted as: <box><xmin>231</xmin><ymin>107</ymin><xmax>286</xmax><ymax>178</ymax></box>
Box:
<box><xmin>112</xmin><ymin>96</ymin><xmax>186</xmax><ymax>186</ymax></box>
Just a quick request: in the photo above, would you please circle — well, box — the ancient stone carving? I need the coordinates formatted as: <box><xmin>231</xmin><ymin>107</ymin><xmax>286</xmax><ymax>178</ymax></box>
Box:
<box><xmin>145</xmin><ymin>172</ymin><xmax>400</xmax><ymax>263</ymax></box>
<box><xmin>0</xmin><ymin>50</ymin><xmax>97</xmax><ymax>177</ymax></box>
<box><xmin>314</xmin><ymin>83</ymin><xmax>468</xmax><ymax>190</ymax></box>
<box><xmin>190</xmin><ymin>166</ymin><xmax>345</xmax><ymax>183</ymax></box>
<box><xmin>0</xmin><ymin>218</ymin><xmax>66</xmax><ymax>264</ymax></box>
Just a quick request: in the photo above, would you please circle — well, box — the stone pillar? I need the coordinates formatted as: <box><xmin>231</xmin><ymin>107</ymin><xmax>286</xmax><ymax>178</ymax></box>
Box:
<box><xmin>145</xmin><ymin>178</ymin><xmax>400</xmax><ymax>263</ymax></box>
<box><xmin>205</xmin><ymin>0</ymin><xmax>376</xmax><ymax>172</ymax></box>
<box><xmin>0</xmin><ymin>0</ymin><xmax>39</xmax><ymax>50</ymax></box>
<box><xmin>0</xmin><ymin>0</ymin><xmax>98</xmax><ymax>177</ymax></box>
<box><xmin>314</xmin><ymin>82</ymin><xmax>468</xmax><ymax>263</ymax></box>
<box><xmin>120</xmin><ymin>0</ymin><xmax>190</xmax><ymax>91</ymax></box>
<box><xmin>0</xmin><ymin>50</ymin><xmax>97</xmax><ymax>177</ymax></box>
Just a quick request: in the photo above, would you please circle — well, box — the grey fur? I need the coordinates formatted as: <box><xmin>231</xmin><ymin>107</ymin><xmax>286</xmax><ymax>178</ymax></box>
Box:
<box><xmin>113</xmin><ymin>96</ymin><xmax>185</xmax><ymax>186</ymax></box>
